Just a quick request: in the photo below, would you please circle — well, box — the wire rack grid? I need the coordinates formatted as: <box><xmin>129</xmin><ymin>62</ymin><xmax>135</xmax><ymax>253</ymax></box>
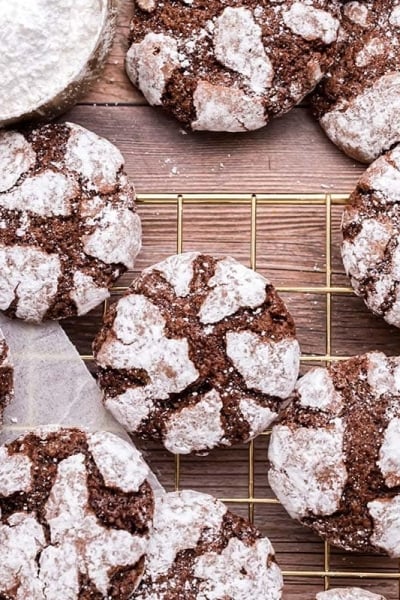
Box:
<box><xmin>88</xmin><ymin>192</ymin><xmax>400</xmax><ymax>596</ymax></box>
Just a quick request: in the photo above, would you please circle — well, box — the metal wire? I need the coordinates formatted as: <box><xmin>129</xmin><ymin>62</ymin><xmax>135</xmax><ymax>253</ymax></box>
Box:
<box><xmin>86</xmin><ymin>192</ymin><xmax>400</xmax><ymax>593</ymax></box>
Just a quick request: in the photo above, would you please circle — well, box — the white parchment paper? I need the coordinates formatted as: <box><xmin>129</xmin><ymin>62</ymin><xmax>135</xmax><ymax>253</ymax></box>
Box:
<box><xmin>0</xmin><ymin>315</ymin><xmax>163</xmax><ymax>493</ymax></box>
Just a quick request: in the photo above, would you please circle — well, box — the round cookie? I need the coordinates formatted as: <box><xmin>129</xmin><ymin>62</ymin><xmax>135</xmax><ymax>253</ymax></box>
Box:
<box><xmin>0</xmin><ymin>329</ymin><xmax>13</xmax><ymax>429</ymax></box>
<box><xmin>1</xmin><ymin>0</ymin><xmax>116</xmax><ymax>127</ymax></box>
<box><xmin>0</xmin><ymin>428</ymin><xmax>154</xmax><ymax>598</ymax></box>
<box><xmin>316</xmin><ymin>591</ymin><xmax>386</xmax><ymax>600</ymax></box>
<box><xmin>312</xmin><ymin>1</ymin><xmax>400</xmax><ymax>163</ymax></box>
<box><xmin>134</xmin><ymin>489</ymin><xmax>283</xmax><ymax>599</ymax></box>
<box><xmin>94</xmin><ymin>252</ymin><xmax>300</xmax><ymax>454</ymax></box>
<box><xmin>126</xmin><ymin>0</ymin><xmax>342</xmax><ymax>132</ymax></box>
<box><xmin>0</xmin><ymin>122</ymin><xmax>141</xmax><ymax>322</ymax></box>
<box><xmin>341</xmin><ymin>144</ymin><xmax>400</xmax><ymax>328</ymax></box>
<box><xmin>269</xmin><ymin>351</ymin><xmax>400</xmax><ymax>556</ymax></box>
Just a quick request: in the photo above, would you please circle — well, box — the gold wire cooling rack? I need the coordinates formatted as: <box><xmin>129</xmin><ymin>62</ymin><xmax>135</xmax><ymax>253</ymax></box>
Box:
<box><xmin>83</xmin><ymin>192</ymin><xmax>400</xmax><ymax>597</ymax></box>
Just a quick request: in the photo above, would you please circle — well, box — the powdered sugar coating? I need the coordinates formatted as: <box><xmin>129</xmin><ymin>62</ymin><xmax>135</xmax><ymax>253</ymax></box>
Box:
<box><xmin>87</xmin><ymin>431</ymin><xmax>150</xmax><ymax>493</ymax></box>
<box><xmin>192</xmin><ymin>81</ymin><xmax>267</xmax><ymax>132</ymax></box>
<box><xmin>70</xmin><ymin>271</ymin><xmax>109</xmax><ymax>316</ymax></box>
<box><xmin>126</xmin><ymin>0</ymin><xmax>341</xmax><ymax>132</ymax></box>
<box><xmin>321</xmin><ymin>74</ymin><xmax>400</xmax><ymax>164</ymax></box>
<box><xmin>0</xmin><ymin>122</ymin><xmax>141</xmax><ymax>322</ymax></box>
<box><xmin>316</xmin><ymin>589</ymin><xmax>386</xmax><ymax>600</ymax></box>
<box><xmin>0</xmin><ymin>514</ymin><xmax>46</xmax><ymax>599</ymax></box>
<box><xmin>341</xmin><ymin>145</ymin><xmax>400</xmax><ymax>328</ymax></box>
<box><xmin>199</xmin><ymin>256</ymin><xmax>267</xmax><ymax>324</ymax></box>
<box><xmin>213</xmin><ymin>8</ymin><xmax>274</xmax><ymax>95</ymax></box>
<box><xmin>239</xmin><ymin>397</ymin><xmax>276</xmax><ymax>439</ymax></box>
<box><xmin>343</xmin><ymin>2</ymin><xmax>370</xmax><ymax>28</ymax></box>
<box><xmin>126</xmin><ymin>33</ymin><xmax>179</xmax><ymax>106</ymax></box>
<box><xmin>391</xmin><ymin>6</ymin><xmax>400</xmax><ymax>26</ymax></box>
<box><xmin>94</xmin><ymin>252</ymin><xmax>299</xmax><ymax>454</ymax></box>
<box><xmin>297</xmin><ymin>367</ymin><xmax>342</xmax><ymax>413</ymax></box>
<box><xmin>96</xmin><ymin>294</ymin><xmax>199</xmax><ymax>399</ymax></box>
<box><xmin>226</xmin><ymin>332</ymin><xmax>300</xmax><ymax>399</ymax></box>
<box><xmin>0</xmin><ymin>0</ymin><xmax>115</xmax><ymax>127</ymax></box>
<box><xmin>134</xmin><ymin>490</ymin><xmax>283</xmax><ymax>600</ymax></box>
<box><xmin>378</xmin><ymin>418</ymin><xmax>400</xmax><ymax>487</ymax></box>
<box><xmin>151</xmin><ymin>251</ymin><xmax>199</xmax><ymax>297</ymax></box>
<box><xmin>144</xmin><ymin>491</ymin><xmax>227</xmax><ymax>577</ymax></box>
<box><xmin>282</xmin><ymin>3</ymin><xmax>340</xmax><ymax>44</ymax></box>
<box><xmin>193</xmin><ymin>537</ymin><xmax>282</xmax><ymax>600</ymax></box>
<box><xmin>0</xmin><ymin>131</ymin><xmax>36</xmax><ymax>193</ymax></box>
<box><xmin>44</xmin><ymin>453</ymin><xmax>148</xmax><ymax>595</ymax></box>
<box><xmin>313</xmin><ymin>1</ymin><xmax>400</xmax><ymax>163</ymax></box>
<box><xmin>269</xmin><ymin>352</ymin><xmax>400</xmax><ymax>556</ymax></box>
<box><xmin>368</xmin><ymin>495</ymin><xmax>400</xmax><ymax>556</ymax></box>
<box><xmin>269</xmin><ymin>419</ymin><xmax>347</xmax><ymax>519</ymax></box>
<box><xmin>0</xmin><ymin>171</ymin><xmax>78</xmax><ymax>217</ymax></box>
<box><xmin>0</xmin><ymin>428</ymin><xmax>154</xmax><ymax>598</ymax></box>
<box><xmin>0</xmin><ymin>246</ymin><xmax>61</xmax><ymax>322</ymax></box>
<box><xmin>0</xmin><ymin>447</ymin><xmax>32</xmax><ymax>496</ymax></box>
<box><xmin>163</xmin><ymin>389</ymin><xmax>226</xmax><ymax>454</ymax></box>
<box><xmin>83</xmin><ymin>201</ymin><xmax>141</xmax><ymax>269</ymax></box>
<box><xmin>64</xmin><ymin>123</ymin><xmax>124</xmax><ymax>194</ymax></box>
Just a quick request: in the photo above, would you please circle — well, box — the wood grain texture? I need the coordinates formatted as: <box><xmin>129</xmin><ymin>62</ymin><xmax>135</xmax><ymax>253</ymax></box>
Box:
<box><xmin>65</xmin><ymin>104</ymin><xmax>364</xmax><ymax>193</ymax></box>
<box><xmin>82</xmin><ymin>0</ymin><xmax>144</xmax><ymax>105</ymax></box>
<box><xmin>54</xmin><ymin>3</ymin><xmax>400</xmax><ymax>596</ymax></box>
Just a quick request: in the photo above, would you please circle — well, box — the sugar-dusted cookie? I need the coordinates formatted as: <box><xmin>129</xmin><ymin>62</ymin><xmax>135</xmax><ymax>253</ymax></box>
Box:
<box><xmin>0</xmin><ymin>122</ymin><xmax>141</xmax><ymax>322</ymax></box>
<box><xmin>0</xmin><ymin>428</ymin><xmax>154</xmax><ymax>598</ymax></box>
<box><xmin>269</xmin><ymin>352</ymin><xmax>400</xmax><ymax>556</ymax></box>
<box><xmin>94</xmin><ymin>252</ymin><xmax>300</xmax><ymax>454</ymax></box>
<box><xmin>312</xmin><ymin>1</ymin><xmax>400</xmax><ymax>163</ymax></box>
<box><xmin>126</xmin><ymin>0</ymin><xmax>342</xmax><ymax>132</ymax></box>
<box><xmin>0</xmin><ymin>329</ymin><xmax>13</xmax><ymax>429</ymax></box>
<box><xmin>134</xmin><ymin>489</ymin><xmax>283</xmax><ymax>599</ymax></box>
<box><xmin>341</xmin><ymin>144</ymin><xmax>400</xmax><ymax>328</ymax></box>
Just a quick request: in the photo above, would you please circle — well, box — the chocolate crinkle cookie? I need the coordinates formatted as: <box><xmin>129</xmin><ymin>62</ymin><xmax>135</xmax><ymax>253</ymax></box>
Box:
<box><xmin>0</xmin><ymin>428</ymin><xmax>154</xmax><ymax>599</ymax></box>
<box><xmin>0</xmin><ymin>122</ymin><xmax>141</xmax><ymax>322</ymax></box>
<box><xmin>133</xmin><ymin>489</ymin><xmax>283</xmax><ymax>600</ymax></box>
<box><xmin>312</xmin><ymin>0</ymin><xmax>400</xmax><ymax>163</ymax></box>
<box><xmin>269</xmin><ymin>351</ymin><xmax>400</xmax><ymax>556</ymax></box>
<box><xmin>94</xmin><ymin>252</ymin><xmax>300</xmax><ymax>454</ymax></box>
<box><xmin>0</xmin><ymin>329</ymin><xmax>13</xmax><ymax>429</ymax></box>
<box><xmin>316</xmin><ymin>590</ymin><xmax>386</xmax><ymax>600</ymax></box>
<box><xmin>341</xmin><ymin>144</ymin><xmax>400</xmax><ymax>328</ymax></box>
<box><xmin>126</xmin><ymin>0</ymin><xmax>342</xmax><ymax>132</ymax></box>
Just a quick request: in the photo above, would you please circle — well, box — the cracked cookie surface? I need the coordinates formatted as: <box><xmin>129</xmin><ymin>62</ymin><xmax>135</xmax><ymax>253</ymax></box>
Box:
<box><xmin>94</xmin><ymin>252</ymin><xmax>300</xmax><ymax>454</ymax></box>
<box><xmin>269</xmin><ymin>352</ymin><xmax>400</xmax><ymax>556</ymax></box>
<box><xmin>0</xmin><ymin>427</ymin><xmax>154</xmax><ymax>599</ymax></box>
<box><xmin>341</xmin><ymin>144</ymin><xmax>400</xmax><ymax>328</ymax></box>
<box><xmin>0</xmin><ymin>122</ymin><xmax>141</xmax><ymax>323</ymax></box>
<box><xmin>312</xmin><ymin>0</ymin><xmax>400</xmax><ymax>163</ymax></box>
<box><xmin>133</xmin><ymin>489</ymin><xmax>283</xmax><ymax>600</ymax></box>
<box><xmin>126</xmin><ymin>0</ymin><xmax>341</xmax><ymax>132</ymax></box>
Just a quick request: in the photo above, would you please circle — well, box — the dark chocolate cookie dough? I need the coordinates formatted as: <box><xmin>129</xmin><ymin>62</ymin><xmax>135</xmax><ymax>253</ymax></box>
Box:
<box><xmin>94</xmin><ymin>252</ymin><xmax>300</xmax><ymax>454</ymax></box>
<box><xmin>0</xmin><ymin>428</ymin><xmax>154</xmax><ymax>598</ymax></box>
<box><xmin>126</xmin><ymin>0</ymin><xmax>342</xmax><ymax>132</ymax></box>
<box><xmin>269</xmin><ymin>352</ymin><xmax>400</xmax><ymax>556</ymax></box>
<box><xmin>0</xmin><ymin>123</ymin><xmax>141</xmax><ymax>322</ymax></box>
<box><xmin>312</xmin><ymin>1</ymin><xmax>400</xmax><ymax>163</ymax></box>
<box><xmin>133</xmin><ymin>490</ymin><xmax>283</xmax><ymax>599</ymax></box>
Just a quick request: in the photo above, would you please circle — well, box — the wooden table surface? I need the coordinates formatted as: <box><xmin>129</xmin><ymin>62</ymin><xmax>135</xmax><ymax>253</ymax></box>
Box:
<box><xmin>60</xmin><ymin>1</ymin><xmax>400</xmax><ymax>597</ymax></box>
